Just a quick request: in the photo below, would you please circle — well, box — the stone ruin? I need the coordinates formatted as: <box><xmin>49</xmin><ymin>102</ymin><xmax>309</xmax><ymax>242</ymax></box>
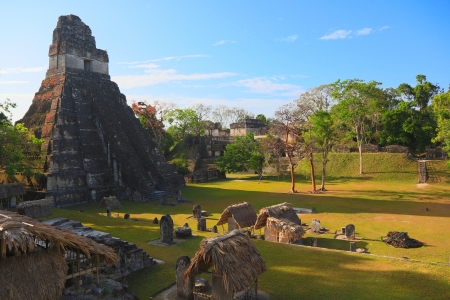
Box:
<box><xmin>160</xmin><ymin>214</ymin><xmax>174</xmax><ymax>244</ymax></box>
<box><xmin>345</xmin><ymin>224</ymin><xmax>355</xmax><ymax>239</ymax></box>
<box><xmin>383</xmin><ymin>231</ymin><xmax>423</xmax><ymax>248</ymax></box>
<box><xmin>175</xmin><ymin>223</ymin><xmax>192</xmax><ymax>239</ymax></box>
<box><xmin>176</xmin><ymin>256</ymin><xmax>193</xmax><ymax>299</ymax></box>
<box><xmin>193</xmin><ymin>204</ymin><xmax>202</xmax><ymax>219</ymax></box>
<box><xmin>43</xmin><ymin>217</ymin><xmax>155</xmax><ymax>277</ymax></box>
<box><xmin>18</xmin><ymin>15</ymin><xmax>184</xmax><ymax>207</ymax></box>
<box><xmin>311</xmin><ymin>219</ymin><xmax>321</xmax><ymax>233</ymax></box>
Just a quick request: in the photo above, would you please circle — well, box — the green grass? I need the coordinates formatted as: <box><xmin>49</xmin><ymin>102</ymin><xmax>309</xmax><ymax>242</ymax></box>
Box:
<box><xmin>46</xmin><ymin>154</ymin><xmax>450</xmax><ymax>299</ymax></box>
<box><xmin>297</xmin><ymin>153</ymin><xmax>428</xmax><ymax>182</ymax></box>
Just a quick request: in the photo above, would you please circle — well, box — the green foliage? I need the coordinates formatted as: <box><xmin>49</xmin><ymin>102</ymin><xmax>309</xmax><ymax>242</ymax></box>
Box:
<box><xmin>255</xmin><ymin>114</ymin><xmax>268</xmax><ymax>125</ymax></box>
<box><xmin>380</xmin><ymin>101</ymin><xmax>436</xmax><ymax>151</ymax></box>
<box><xmin>301</xmin><ymin>153</ymin><xmax>419</xmax><ymax>182</ymax></box>
<box><xmin>216</xmin><ymin>133</ymin><xmax>265</xmax><ymax>178</ymax></box>
<box><xmin>331</xmin><ymin>79</ymin><xmax>386</xmax><ymax>174</ymax></box>
<box><xmin>0</xmin><ymin>123</ymin><xmax>45</xmax><ymax>177</ymax></box>
<box><xmin>167</xmin><ymin>108</ymin><xmax>204</xmax><ymax>138</ymax></box>
<box><xmin>398</xmin><ymin>74</ymin><xmax>441</xmax><ymax>111</ymax></box>
<box><xmin>0</xmin><ymin>100</ymin><xmax>45</xmax><ymax>178</ymax></box>
<box><xmin>432</xmin><ymin>90</ymin><xmax>450</xmax><ymax>154</ymax></box>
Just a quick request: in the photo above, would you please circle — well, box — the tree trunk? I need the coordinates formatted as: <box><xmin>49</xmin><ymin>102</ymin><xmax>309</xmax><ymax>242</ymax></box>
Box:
<box><xmin>321</xmin><ymin>160</ymin><xmax>327</xmax><ymax>191</ymax></box>
<box><xmin>359</xmin><ymin>144</ymin><xmax>363</xmax><ymax>174</ymax></box>
<box><xmin>309</xmin><ymin>151</ymin><xmax>316</xmax><ymax>192</ymax></box>
<box><xmin>287</xmin><ymin>155</ymin><xmax>296</xmax><ymax>193</ymax></box>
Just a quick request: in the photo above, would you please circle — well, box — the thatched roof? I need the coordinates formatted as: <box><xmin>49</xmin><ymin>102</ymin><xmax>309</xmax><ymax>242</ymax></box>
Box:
<box><xmin>254</xmin><ymin>202</ymin><xmax>300</xmax><ymax>230</ymax></box>
<box><xmin>17</xmin><ymin>199</ymin><xmax>52</xmax><ymax>219</ymax></box>
<box><xmin>0</xmin><ymin>183</ymin><xmax>26</xmax><ymax>199</ymax></box>
<box><xmin>98</xmin><ymin>196</ymin><xmax>122</xmax><ymax>210</ymax></box>
<box><xmin>216</xmin><ymin>202</ymin><xmax>257</xmax><ymax>228</ymax></box>
<box><xmin>266</xmin><ymin>217</ymin><xmax>305</xmax><ymax>240</ymax></box>
<box><xmin>0</xmin><ymin>210</ymin><xmax>116</xmax><ymax>265</ymax></box>
<box><xmin>0</xmin><ymin>251</ymin><xmax>68</xmax><ymax>300</ymax></box>
<box><xmin>184</xmin><ymin>229</ymin><xmax>266</xmax><ymax>294</ymax></box>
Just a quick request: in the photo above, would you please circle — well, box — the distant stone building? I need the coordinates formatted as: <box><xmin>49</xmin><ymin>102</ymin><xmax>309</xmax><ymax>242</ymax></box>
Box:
<box><xmin>205</xmin><ymin>119</ymin><xmax>266</xmax><ymax>157</ymax></box>
<box><xmin>18</xmin><ymin>15</ymin><xmax>184</xmax><ymax>206</ymax></box>
<box><xmin>230</xmin><ymin>119</ymin><xmax>266</xmax><ymax>137</ymax></box>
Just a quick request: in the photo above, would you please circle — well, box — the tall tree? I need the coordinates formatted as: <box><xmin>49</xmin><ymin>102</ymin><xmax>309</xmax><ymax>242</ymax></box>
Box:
<box><xmin>331</xmin><ymin>79</ymin><xmax>384</xmax><ymax>174</ymax></box>
<box><xmin>131</xmin><ymin>100</ymin><xmax>176</xmax><ymax>152</ymax></box>
<box><xmin>271</xmin><ymin>103</ymin><xmax>309</xmax><ymax>193</ymax></box>
<box><xmin>379</xmin><ymin>101</ymin><xmax>436</xmax><ymax>151</ymax></box>
<box><xmin>261</xmin><ymin>134</ymin><xmax>285</xmax><ymax>179</ymax></box>
<box><xmin>216</xmin><ymin>133</ymin><xmax>265</xmax><ymax>180</ymax></box>
<box><xmin>308</xmin><ymin>110</ymin><xmax>335</xmax><ymax>191</ymax></box>
<box><xmin>398</xmin><ymin>74</ymin><xmax>440</xmax><ymax>111</ymax></box>
<box><xmin>297</xmin><ymin>84</ymin><xmax>335</xmax><ymax>112</ymax></box>
<box><xmin>167</xmin><ymin>108</ymin><xmax>203</xmax><ymax>139</ymax></box>
<box><xmin>432</xmin><ymin>91</ymin><xmax>450</xmax><ymax>155</ymax></box>
<box><xmin>211</xmin><ymin>105</ymin><xmax>231</xmax><ymax>129</ymax></box>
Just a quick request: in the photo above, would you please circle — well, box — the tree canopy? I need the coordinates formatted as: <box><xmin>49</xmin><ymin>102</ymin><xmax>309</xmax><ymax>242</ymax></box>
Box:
<box><xmin>215</xmin><ymin>133</ymin><xmax>265</xmax><ymax>179</ymax></box>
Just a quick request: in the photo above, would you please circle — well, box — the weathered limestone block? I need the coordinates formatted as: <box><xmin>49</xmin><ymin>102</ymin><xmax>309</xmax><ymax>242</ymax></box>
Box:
<box><xmin>197</xmin><ymin>217</ymin><xmax>207</xmax><ymax>231</ymax></box>
<box><xmin>176</xmin><ymin>256</ymin><xmax>194</xmax><ymax>299</ymax></box>
<box><xmin>193</xmin><ymin>204</ymin><xmax>202</xmax><ymax>219</ymax></box>
<box><xmin>345</xmin><ymin>224</ymin><xmax>355</xmax><ymax>239</ymax></box>
<box><xmin>160</xmin><ymin>214</ymin><xmax>174</xmax><ymax>244</ymax></box>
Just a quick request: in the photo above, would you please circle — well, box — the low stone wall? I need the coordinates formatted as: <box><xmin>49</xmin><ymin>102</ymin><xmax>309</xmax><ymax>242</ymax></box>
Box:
<box><xmin>184</xmin><ymin>168</ymin><xmax>226</xmax><ymax>183</ymax></box>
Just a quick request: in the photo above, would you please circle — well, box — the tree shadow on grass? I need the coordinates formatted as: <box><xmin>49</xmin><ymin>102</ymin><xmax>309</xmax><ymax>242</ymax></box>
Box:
<box><xmin>257</xmin><ymin>241</ymin><xmax>450</xmax><ymax>299</ymax></box>
<box><xmin>179</xmin><ymin>185</ymin><xmax>450</xmax><ymax>218</ymax></box>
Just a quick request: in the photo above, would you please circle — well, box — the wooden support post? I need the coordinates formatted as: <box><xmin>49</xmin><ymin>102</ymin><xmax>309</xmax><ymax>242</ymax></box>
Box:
<box><xmin>0</xmin><ymin>238</ymin><xmax>6</xmax><ymax>259</ymax></box>
<box><xmin>77</xmin><ymin>250</ymin><xmax>81</xmax><ymax>278</ymax></box>
<box><xmin>96</xmin><ymin>255</ymin><xmax>99</xmax><ymax>284</ymax></box>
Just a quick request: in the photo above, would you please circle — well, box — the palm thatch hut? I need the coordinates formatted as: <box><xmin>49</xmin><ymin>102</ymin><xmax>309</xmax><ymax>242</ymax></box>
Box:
<box><xmin>184</xmin><ymin>229</ymin><xmax>266</xmax><ymax>300</ymax></box>
<box><xmin>254</xmin><ymin>202</ymin><xmax>304</xmax><ymax>243</ymax></box>
<box><xmin>99</xmin><ymin>196</ymin><xmax>122</xmax><ymax>210</ymax></box>
<box><xmin>17</xmin><ymin>199</ymin><xmax>52</xmax><ymax>219</ymax></box>
<box><xmin>99</xmin><ymin>196</ymin><xmax>122</xmax><ymax>216</ymax></box>
<box><xmin>215</xmin><ymin>202</ymin><xmax>257</xmax><ymax>232</ymax></box>
<box><xmin>0</xmin><ymin>210</ymin><xmax>117</xmax><ymax>300</ymax></box>
<box><xmin>0</xmin><ymin>183</ymin><xmax>26</xmax><ymax>209</ymax></box>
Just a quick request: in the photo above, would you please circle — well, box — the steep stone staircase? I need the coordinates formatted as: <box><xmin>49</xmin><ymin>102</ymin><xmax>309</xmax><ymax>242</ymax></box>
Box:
<box><xmin>418</xmin><ymin>160</ymin><xmax>428</xmax><ymax>183</ymax></box>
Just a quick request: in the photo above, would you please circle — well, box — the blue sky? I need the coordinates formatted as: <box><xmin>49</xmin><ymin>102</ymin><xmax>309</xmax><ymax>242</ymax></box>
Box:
<box><xmin>1</xmin><ymin>1</ymin><xmax>450</xmax><ymax>122</ymax></box>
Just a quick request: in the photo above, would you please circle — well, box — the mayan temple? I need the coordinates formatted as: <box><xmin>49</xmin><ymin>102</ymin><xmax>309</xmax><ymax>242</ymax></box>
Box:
<box><xmin>19</xmin><ymin>15</ymin><xmax>184</xmax><ymax>206</ymax></box>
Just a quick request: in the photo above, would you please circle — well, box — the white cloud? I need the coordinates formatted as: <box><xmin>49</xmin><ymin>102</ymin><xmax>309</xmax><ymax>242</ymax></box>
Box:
<box><xmin>118</xmin><ymin>55</ymin><xmax>209</xmax><ymax>65</ymax></box>
<box><xmin>128</xmin><ymin>63</ymin><xmax>160</xmax><ymax>69</ymax></box>
<box><xmin>0</xmin><ymin>81</ymin><xmax>29</xmax><ymax>84</ymax></box>
<box><xmin>112</xmin><ymin>68</ymin><xmax>236</xmax><ymax>89</ymax></box>
<box><xmin>232</xmin><ymin>77</ymin><xmax>304</xmax><ymax>97</ymax></box>
<box><xmin>212</xmin><ymin>40</ymin><xmax>237</xmax><ymax>46</ymax></box>
<box><xmin>356</xmin><ymin>27</ymin><xmax>373</xmax><ymax>36</ymax></box>
<box><xmin>319</xmin><ymin>30</ymin><xmax>352</xmax><ymax>40</ymax></box>
<box><xmin>277</xmin><ymin>34</ymin><xmax>298</xmax><ymax>42</ymax></box>
<box><xmin>0</xmin><ymin>67</ymin><xmax>46</xmax><ymax>74</ymax></box>
<box><xmin>380</xmin><ymin>26</ymin><xmax>390</xmax><ymax>31</ymax></box>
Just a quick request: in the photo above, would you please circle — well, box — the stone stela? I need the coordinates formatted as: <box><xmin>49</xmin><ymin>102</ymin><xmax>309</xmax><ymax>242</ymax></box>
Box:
<box><xmin>345</xmin><ymin>224</ymin><xmax>356</xmax><ymax>239</ymax></box>
<box><xmin>160</xmin><ymin>214</ymin><xmax>174</xmax><ymax>244</ymax></box>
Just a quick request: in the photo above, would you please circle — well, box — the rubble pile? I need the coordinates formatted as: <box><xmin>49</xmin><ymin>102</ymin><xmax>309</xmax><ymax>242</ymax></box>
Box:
<box><xmin>383</xmin><ymin>231</ymin><xmax>423</xmax><ymax>248</ymax></box>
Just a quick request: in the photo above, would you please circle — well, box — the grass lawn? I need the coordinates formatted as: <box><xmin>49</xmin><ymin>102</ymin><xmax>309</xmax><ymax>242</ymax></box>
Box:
<box><xmin>46</xmin><ymin>154</ymin><xmax>450</xmax><ymax>299</ymax></box>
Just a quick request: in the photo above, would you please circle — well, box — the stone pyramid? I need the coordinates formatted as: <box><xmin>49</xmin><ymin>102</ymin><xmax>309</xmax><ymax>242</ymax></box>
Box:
<box><xmin>19</xmin><ymin>15</ymin><xmax>184</xmax><ymax>206</ymax></box>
